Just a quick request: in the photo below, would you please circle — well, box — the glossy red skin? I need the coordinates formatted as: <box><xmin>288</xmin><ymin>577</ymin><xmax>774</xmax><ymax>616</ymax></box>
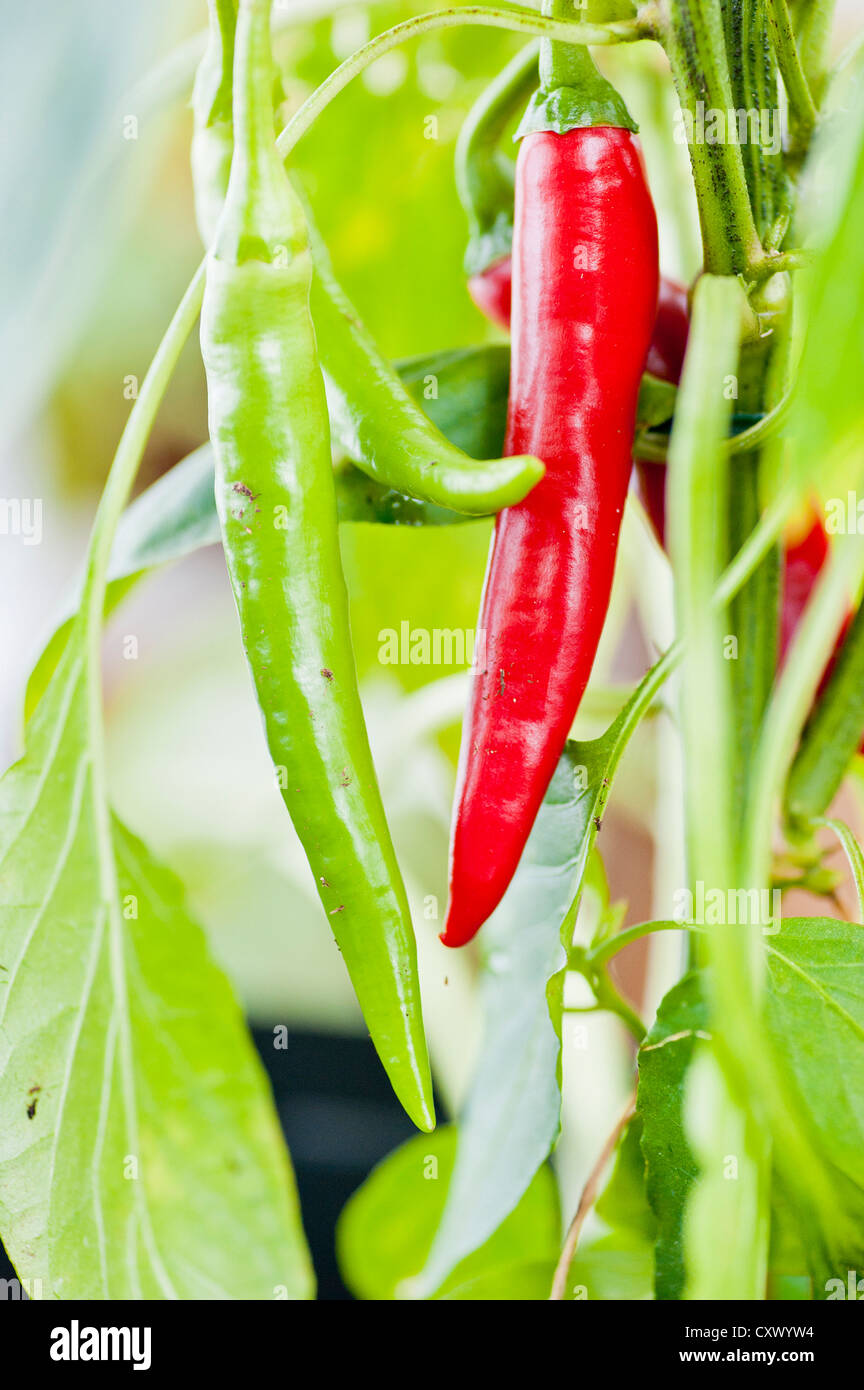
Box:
<box><xmin>633</xmin><ymin>277</ymin><xmax>690</xmax><ymax>548</ymax></box>
<box><xmin>443</xmin><ymin>127</ymin><xmax>659</xmax><ymax>948</ymax></box>
<box><xmin>645</xmin><ymin>278</ymin><xmax>689</xmax><ymax>385</ymax></box>
<box><xmin>470</xmin><ymin>259</ymin><xmax>687</xmax><ymax>550</ymax></box>
<box><xmin>780</xmin><ymin>515</ymin><xmax>831</xmax><ymax>663</ymax></box>
<box><xmin>780</xmin><ymin>512</ymin><xmax>862</xmax><ymax>751</ymax></box>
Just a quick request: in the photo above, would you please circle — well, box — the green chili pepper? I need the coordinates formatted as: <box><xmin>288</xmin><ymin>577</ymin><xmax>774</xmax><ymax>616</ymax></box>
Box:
<box><xmin>193</xmin><ymin>10</ymin><xmax>542</xmax><ymax>519</ymax></box>
<box><xmin>199</xmin><ymin>0</ymin><xmax>434</xmax><ymax>1130</ymax></box>
<box><xmin>305</xmin><ymin>214</ymin><xmax>544</xmax><ymax>515</ymax></box>
<box><xmin>191</xmin><ymin>0</ymin><xmax>238</xmax><ymax>245</ymax></box>
<box><xmin>455</xmin><ymin>42</ymin><xmax>539</xmax><ymax>279</ymax></box>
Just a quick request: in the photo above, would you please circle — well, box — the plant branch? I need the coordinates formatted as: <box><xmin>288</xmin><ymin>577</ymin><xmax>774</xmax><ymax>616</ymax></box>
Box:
<box><xmin>766</xmin><ymin>0</ymin><xmax>819</xmax><ymax>150</ymax></box>
<box><xmin>80</xmin><ymin>263</ymin><xmax>206</xmax><ymax>645</ymax></box>
<box><xmin>587</xmin><ymin>918</ymin><xmax>690</xmax><ymax>969</ymax></box>
<box><xmin>549</xmin><ymin>1091</ymin><xmax>637</xmax><ymax>1300</ymax></box>
<box><xmin>276</xmin><ymin>7</ymin><xmax>649</xmax><ymax>160</ymax></box>
<box><xmin>650</xmin><ymin>0</ymin><xmax>764</xmax><ymax>274</ymax></box>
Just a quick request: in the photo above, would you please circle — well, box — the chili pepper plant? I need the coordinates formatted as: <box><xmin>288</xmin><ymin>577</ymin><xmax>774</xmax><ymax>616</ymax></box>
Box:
<box><xmin>2</xmin><ymin>0</ymin><xmax>864</xmax><ymax>1303</ymax></box>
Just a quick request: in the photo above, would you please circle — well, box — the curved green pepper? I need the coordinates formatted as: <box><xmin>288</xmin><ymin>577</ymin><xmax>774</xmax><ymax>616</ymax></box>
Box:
<box><xmin>199</xmin><ymin>0</ymin><xmax>433</xmax><ymax>1130</ymax></box>
<box><xmin>306</xmin><ymin>219</ymin><xmax>544</xmax><ymax>515</ymax></box>
<box><xmin>455</xmin><ymin>42</ymin><xmax>538</xmax><ymax>277</ymax></box>
<box><xmin>193</xmin><ymin>5</ymin><xmax>542</xmax><ymax>518</ymax></box>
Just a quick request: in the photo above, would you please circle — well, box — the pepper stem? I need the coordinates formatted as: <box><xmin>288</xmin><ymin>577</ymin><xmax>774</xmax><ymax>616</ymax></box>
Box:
<box><xmin>517</xmin><ymin>0</ymin><xmax>637</xmax><ymax>135</ymax></box>
<box><xmin>217</xmin><ymin>0</ymin><xmax>306</xmax><ymax>263</ymax></box>
<box><xmin>541</xmin><ymin>3</ymin><xmax>604</xmax><ymax>94</ymax></box>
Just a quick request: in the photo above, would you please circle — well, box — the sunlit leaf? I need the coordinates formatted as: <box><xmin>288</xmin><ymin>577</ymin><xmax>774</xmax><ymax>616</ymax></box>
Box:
<box><xmin>336</xmin><ymin>1126</ymin><xmax>559</xmax><ymax>1300</ymax></box>
<box><xmin>0</xmin><ymin>643</ymin><xmax>313</xmax><ymax>1300</ymax></box>
<box><xmin>421</xmin><ymin>654</ymin><xmax>672</xmax><ymax>1293</ymax></box>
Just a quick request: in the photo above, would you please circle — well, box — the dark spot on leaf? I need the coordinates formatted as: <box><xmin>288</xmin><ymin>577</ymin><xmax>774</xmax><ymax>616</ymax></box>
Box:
<box><xmin>321</xmin><ymin>668</ymin><xmax>334</xmax><ymax>681</ymax></box>
<box><xmin>26</xmin><ymin>1098</ymin><xmax>38</xmax><ymax>1120</ymax></box>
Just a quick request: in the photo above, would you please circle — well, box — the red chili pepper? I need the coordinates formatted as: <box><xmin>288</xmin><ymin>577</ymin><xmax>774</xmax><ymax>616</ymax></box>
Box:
<box><xmin>467</xmin><ymin>255</ymin><xmax>512</xmax><ymax>330</ymax></box>
<box><xmin>780</xmin><ymin>511</ymin><xmax>862</xmax><ymax>753</ymax></box>
<box><xmin>780</xmin><ymin>511</ymin><xmax>832</xmax><ymax>663</ymax></box>
<box><xmin>468</xmin><ymin>258</ymin><xmax>686</xmax><ymax>553</ymax></box>
<box><xmin>443</xmin><ymin>64</ymin><xmax>659</xmax><ymax>946</ymax></box>
<box><xmin>470</xmin><ymin>258</ymin><xmax>687</xmax><ymax>376</ymax></box>
<box><xmin>645</xmin><ymin>277</ymin><xmax>689</xmax><ymax>385</ymax></box>
<box><xmin>633</xmin><ymin>277</ymin><xmax>689</xmax><ymax>548</ymax></box>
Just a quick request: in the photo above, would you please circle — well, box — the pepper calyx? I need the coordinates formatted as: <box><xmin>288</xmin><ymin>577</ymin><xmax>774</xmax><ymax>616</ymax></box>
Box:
<box><xmin>515</xmin><ymin>83</ymin><xmax>638</xmax><ymax>140</ymax></box>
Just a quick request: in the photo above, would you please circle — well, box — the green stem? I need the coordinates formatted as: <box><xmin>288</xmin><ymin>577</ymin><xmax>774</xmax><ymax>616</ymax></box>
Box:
<box><xmin>587</xmin><ymin>918</ymin><xmax>687</xmax><ymax>969</ymax></box>
<box><xmin>726</xmin><ymin>391</ymin><xmax>794</xmax><ymax>450</ymax></box>
<box><xmin>815</xmin><ymin>817</ymin><xmax>864</xmax><ymax>922</ymax></box>
<box><xmin>766</xmin><ymin>0</ymin><xmax>819</xmax><ymax>149</ymax></box>
<box><xmin>276</xmin><ymin>7</ymin><xmax>647</xmax><ymax>160</ymax></box>
<box><xmin>79</xmin><ymin>261</ymin><xmax>206</xmax><ymax>950</ymax></box>
<box><xmin>591</xmin><ymin>972</ymin><xmax>647</xmax><ymax>1043</ymax></box>
<box><xmin>748</xmin><ymin>248</ymin><xmax>814</xmax><ymax>280</ymax></box>
<box><xmin>541</xmin><ymin>0</ymin><xmax>605</xmax><ymax>91</ymax></box>
<box><xmin>744</xmin><ymin>533</ymin><xmax>864</xmax><ymax>890</ymax></box>
<box><xmin>634</xmin><ymin>390</ymin><xmax>795</xmax><ymax>464</ymax></box>
<box><xmin>668</xmin><ymin>273</ymin><xmax>771</xmax><ymax>1299</ymax></box>
<box><xmin>80</xmin><ymin>262</ymin><xmax>206</xmax><ymax>648</ymax></box>
<box><xmin>652</xmin><ymin>0</ymin><xmax>764</xmax><ymax>274</ymax></box>
<box><xmin>790</xmin><ymin>0</ymin><xmax>837</xmax><ymax>103</ymax></box>
<box><xmin>713</xmin><ymin>486</ymin><xmax>795</xmax><ymax>607</ymax></box>
<box><xmin>726</xmin><ymin>342</ymin><xmax>781</xmax><ymax>863</ymax></box>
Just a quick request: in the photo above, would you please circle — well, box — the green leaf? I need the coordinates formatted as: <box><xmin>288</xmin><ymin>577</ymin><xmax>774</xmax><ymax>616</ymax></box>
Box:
<box><xmin>438</xmin><ymin>1260</ymin><xmax>558</xmax><ymax>1300</ymax></box>
<box><xmin>788</xmin><ymin>52</ymin><xmax>864</xmax><ymax>498</ymax></box>
<box><xmin>595</xmin><ymin>1115</ymin><xmax>657</xmax><ymax>1246</ymax></box>
<box><xmin>764</xmin><ymin>917</ymin><xmax>864</xmax><ymax>1190</ymax></box>
<box><xmin>336</xmin><ymin>1127</ymin><xmax>559</xmax><ymax>1300</ymax></box>
<box><xmin>0</xmin><ymin>643</ymin><xmax>314</xmax><ymax>1299</ymax></box>
<box><xmin>420</xmin><ymin>652</ymin><xmax>674</xmax><ymax>1293</ymax></box>
<box><xmin>636</xmin><ymin>973</ymin><xmax>708</xmax><ymax>1300</ymax></box>
<box><xmin>636</xmin><ymin>371</ymin><xmax>678</xmax><ymax>428</ymax></box>
<box><xmin>639</xmin><ymin>920</ymin><xmax>864</xmax><ymax>1298</ymax></box>
<box><xmin>557</xmin><ymin>1116</ymin><xmax>656</xmax><ymax>1302</ymax></box>
<box><xmin>564</xmin><ymin>1236</ymin><xmax>654</xmax><ymax>1301</ymax></box>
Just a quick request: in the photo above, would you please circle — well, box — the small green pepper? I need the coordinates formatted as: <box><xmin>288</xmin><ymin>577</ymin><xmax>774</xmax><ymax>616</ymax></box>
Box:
<box><xmin>305</xmin><ymin>216</ymin><xmax>544</xmax><ymax>515</ymax></box>
<box><xmin>199</xmin><ymin>0</ymin><xmax>434</xmax><ymax>1130</ymax></box>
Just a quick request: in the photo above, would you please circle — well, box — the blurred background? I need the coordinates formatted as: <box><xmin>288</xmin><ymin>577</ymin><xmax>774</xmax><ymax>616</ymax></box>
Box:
<box><xmin>3</xmin><ymin>0</ymin><xmax>861</xmax><ymax>1297</ymax></box>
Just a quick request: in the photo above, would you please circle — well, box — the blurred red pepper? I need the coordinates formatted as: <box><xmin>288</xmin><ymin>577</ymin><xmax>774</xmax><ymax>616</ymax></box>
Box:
<box><xmin>781</xmin><ymin>510</ymin><xmax>862</xmax><ymax>754</ymax></box>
